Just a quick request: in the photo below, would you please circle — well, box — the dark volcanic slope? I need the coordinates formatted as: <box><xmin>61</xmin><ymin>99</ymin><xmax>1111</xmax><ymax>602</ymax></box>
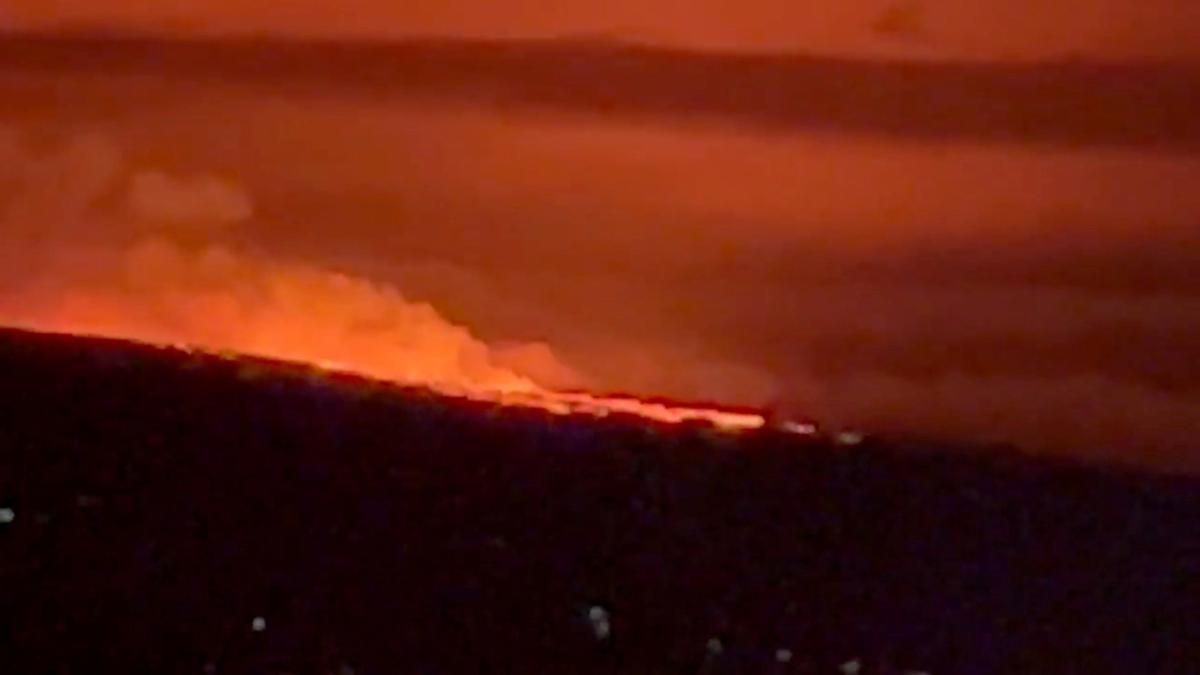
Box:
<box><xmin>1</xmin><ymin>328</ymin><xmax>1198</xmax><ymax>675</ymax></box>
<box><xmin>1</xmin><ymin>35</ymin><xmax>1199</xmax><ymax>152</ymax></box>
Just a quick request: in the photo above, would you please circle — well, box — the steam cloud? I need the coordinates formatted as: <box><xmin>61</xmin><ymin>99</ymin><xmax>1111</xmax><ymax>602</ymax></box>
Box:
<box><xmin>0</xmin><ymin>128</ymin><xmax>573</xmax><ymax>394</ymax></box>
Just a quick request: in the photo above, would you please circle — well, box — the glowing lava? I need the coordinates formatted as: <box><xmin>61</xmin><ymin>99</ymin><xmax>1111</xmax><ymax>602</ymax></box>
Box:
<box><xmin>2</xmin><ymin>242</ymin><xmax>764</xmax><ymax>432</ymax></box>
<box><xmin>197</xmin><ymin>340</ymin><xmax>766</xmax><ymax>432</ymax></box>
<box><xmin>3</xmin><ymin>321</ymin><xmax>765</xmax><ymax>433</ymax></box>
<box><xmin>486</xmin><ymin>389</ymin><xmax>766</xmax><ymax>430</ymax></box>
<box><xmin>192</xmin><ymin>336</ymin><xmax>767</xmax><ymax>431</ymax></box>
<box><xmin>0</xmin><ymin>130</ymin><xmax>769</xmax><ymax>434</ymax></box>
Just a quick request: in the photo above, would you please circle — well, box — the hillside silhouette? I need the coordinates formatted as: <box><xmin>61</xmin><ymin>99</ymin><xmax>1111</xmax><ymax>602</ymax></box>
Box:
<box><xmin>1</xmin><ymin>328</ymin><xmax>1198</xmax><ymax>674</ymax></box>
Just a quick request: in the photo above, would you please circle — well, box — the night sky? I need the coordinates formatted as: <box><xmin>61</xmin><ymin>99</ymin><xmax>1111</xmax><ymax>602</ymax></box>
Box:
<box><xmin>1</xmin><ymin>3</ymin><xmax>1198</xmax><ymax>469</ymax></box>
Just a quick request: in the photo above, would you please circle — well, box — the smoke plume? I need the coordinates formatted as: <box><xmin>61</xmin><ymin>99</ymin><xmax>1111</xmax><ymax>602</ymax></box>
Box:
<box><xmin>0</xmin><ymin>127</ymin><xmax>571</xmax><ymax>394</ymax></box>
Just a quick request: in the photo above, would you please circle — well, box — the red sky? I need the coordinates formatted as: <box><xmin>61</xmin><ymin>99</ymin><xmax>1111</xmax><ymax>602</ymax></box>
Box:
<box><xmin>1</xmin><ymin>24</ymin><xmax>1199</xmax><ymax>468</ymax></box>
<box><xmin>4</xmin><ymin>0</ymin><xmax>1200</xmax><ymax>61</ymax></box>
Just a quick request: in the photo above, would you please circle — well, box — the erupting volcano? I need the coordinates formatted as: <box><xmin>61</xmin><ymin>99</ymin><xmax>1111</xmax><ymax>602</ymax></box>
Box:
<box><xmin>5</xmin><ymin>21</ymin><xmax>1200</xmax><ymax>673</ymax></box>
<box><xmin>0</xmin><ymin>130</ymin><xmax>768</xmax><ymax>432</ymax></box>
<box><xmin>3</xmin><ymin>248</ymin><xmax>765</xmax><ymax>432</ymax></box>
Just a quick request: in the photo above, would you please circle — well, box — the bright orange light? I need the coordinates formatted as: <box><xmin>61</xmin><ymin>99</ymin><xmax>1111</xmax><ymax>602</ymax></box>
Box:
<box><xmin>3</xmin><ymin>241</ymin><xmax>764</xmax><ymax>433</ymax></box>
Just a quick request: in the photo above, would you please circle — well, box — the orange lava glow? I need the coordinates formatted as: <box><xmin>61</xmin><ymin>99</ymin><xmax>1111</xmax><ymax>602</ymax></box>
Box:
<box><xmin>260</xmin><ymin>349</ymin><xmax>763</xmax><ymax>432</ymax></box>
<box><xmin>0</xmin><ymin>123</ymin><xmax>774</xmax><ymax>434</ymax></box>
<box><xmin>487</xmin><ymin>390</ymin><xmax>766</xmax><ymax>430</ymax></box>
<box><xmin>8</xmin><ymin>321</ymin><xmax>765</xmax><ymax>433</ymax></box>
<box><xmin>1</xmin><ymin>235</ymin><xmax>764</xmax><ymax>433</ymax></box>
<box><xmin>217</xmin><ymin>338</ymin><xmax>765</xmax><ymax>432</ymax></box>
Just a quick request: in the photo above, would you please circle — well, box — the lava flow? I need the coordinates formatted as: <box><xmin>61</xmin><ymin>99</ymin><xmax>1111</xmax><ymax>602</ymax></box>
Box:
<box><xmin>479</xmin><ymin>389</ymin><xmax>766</xmax><ymax>430</ymax></box>
<box><xmin>0</xmin><ymin>132</ymin><xmax>767</xmax><ymax>434</ymax></box>
<box><xmin>1</xmin><ymin>242</ymin><xmax>765</xmax><ymax>433</ymax></box>
<box><xmin>17</xmin><ymin>324</ymin><xmax>767</xmax><ymax>432</ymax></box>
<box><xmin>2</xmin><ymin>270</ymin><xmax>768</xmax><ymax>432</ymax></box>
<box><xmin>225</xmin><ymin>344</ymin><xmax>765</xmax><ymax>432</ymax></box>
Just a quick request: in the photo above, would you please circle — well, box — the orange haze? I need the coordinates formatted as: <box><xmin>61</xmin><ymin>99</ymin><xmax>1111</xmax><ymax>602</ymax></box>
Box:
<box><xmin>2</xmin><ymin>36</ymin><xmax>1200</xmax><ymax>468</ymax></box>
<box><xmin>0</xmin><ymin>129</ymin><xmax>764</xmax><ymax>431</ymax></box>
<box><xmin>4</xmin><ymin>0</ymin><xmax>1200</xmax><ymax>61</ymax></box>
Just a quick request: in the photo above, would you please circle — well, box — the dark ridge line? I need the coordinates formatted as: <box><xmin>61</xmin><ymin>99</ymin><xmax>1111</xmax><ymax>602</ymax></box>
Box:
<box><xmin>2</xmin><ymin>324</ymin><xmax>1196</xmax><ymax>479</ymax></box>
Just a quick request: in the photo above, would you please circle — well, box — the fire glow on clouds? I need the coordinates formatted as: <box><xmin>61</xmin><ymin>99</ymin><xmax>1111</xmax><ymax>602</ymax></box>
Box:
<box><xmin>0</xmin><ymin>132</ymin><xmax>528</xmax><ymax>389</ymax></box>
<box><xmin>0</xmin><ymin>130</ymin><xmax>765</xmax><ymax>431</ymax></box>
<box><xmin>3</xmin><ymin>32</ymin><xmax>1200</xmax><ymax>468</ymax></box>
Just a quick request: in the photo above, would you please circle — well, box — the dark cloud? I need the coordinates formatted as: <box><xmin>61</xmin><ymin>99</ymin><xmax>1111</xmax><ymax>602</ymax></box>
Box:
<box><xmin>4</xmin><ymin>0</ymin><xmax>1200</xmax><ymax>60</ymax></box>
<box><xmin>2</xmin><ymin>35</ymin><xmax>1199</xmax><ymax>153</ymax></box>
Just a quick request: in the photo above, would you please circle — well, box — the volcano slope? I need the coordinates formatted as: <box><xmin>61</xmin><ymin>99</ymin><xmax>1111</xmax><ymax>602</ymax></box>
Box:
<box><xmin>1</xmin><ymin>328</ymin><xmax>1198</xmax><ymax>674</ymax></box>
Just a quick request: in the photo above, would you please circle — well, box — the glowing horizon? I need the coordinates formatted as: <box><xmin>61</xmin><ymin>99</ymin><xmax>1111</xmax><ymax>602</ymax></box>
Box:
<box><xmin>2</xmin><ymin>321</ymin><xmax>767</xmax><ymax>432</ymax></box>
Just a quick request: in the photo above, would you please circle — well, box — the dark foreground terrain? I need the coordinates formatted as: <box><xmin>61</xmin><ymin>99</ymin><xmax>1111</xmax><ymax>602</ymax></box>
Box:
<box><xmin>1</xmin><ymin>329</ymin><xmax>1198</xmax><ymax>674</ymax></box>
